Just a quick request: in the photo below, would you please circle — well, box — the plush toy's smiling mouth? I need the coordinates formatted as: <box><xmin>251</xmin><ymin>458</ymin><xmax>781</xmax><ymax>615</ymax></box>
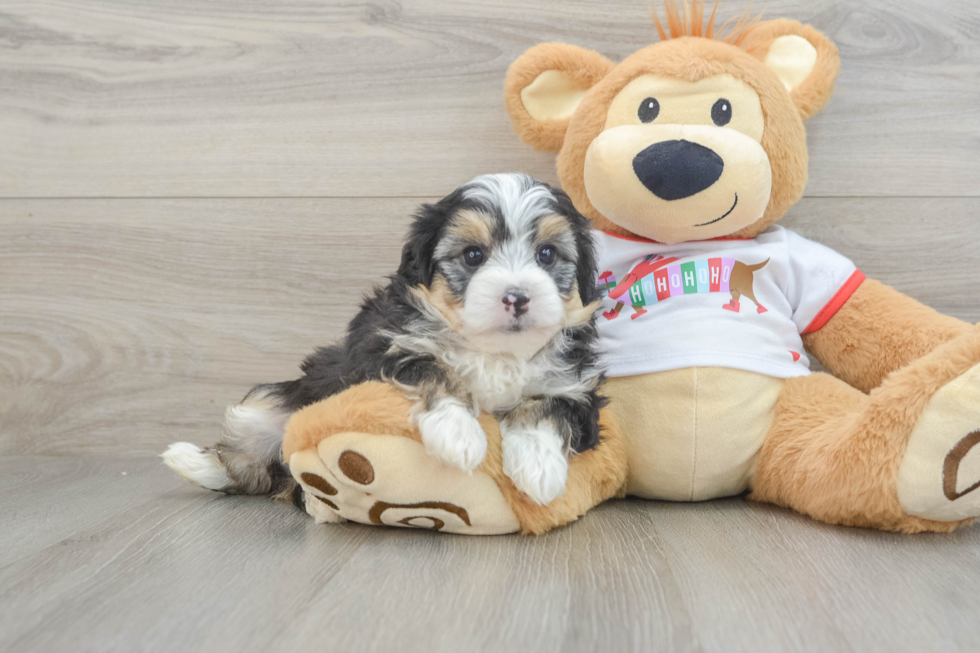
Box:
<box><xmin>694</xmin><ymin>193</ymin><xmax>738</xmax><ymax>227</ymax></box>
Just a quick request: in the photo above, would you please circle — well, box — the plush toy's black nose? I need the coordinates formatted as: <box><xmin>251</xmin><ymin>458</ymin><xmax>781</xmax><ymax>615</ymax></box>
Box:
<box><xmin>632</xmin><ymin>140</ymin><xmax>724</xmax><ymax>201</ymax></box>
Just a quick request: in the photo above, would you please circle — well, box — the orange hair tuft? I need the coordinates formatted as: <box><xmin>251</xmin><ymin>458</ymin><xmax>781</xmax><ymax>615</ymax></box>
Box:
<box><xmin>652</xmin><ymin>0</ymin><xmax>762</xmax><ymax>48</ymax></box>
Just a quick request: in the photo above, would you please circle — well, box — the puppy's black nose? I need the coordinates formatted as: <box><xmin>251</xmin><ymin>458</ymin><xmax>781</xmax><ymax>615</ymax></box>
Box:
<box><xmin>503</xmin><ymin>290</ymin><xmax>530</xmax><ymax>317</ymax></box>
<box><xmin>632</xmin><ymin>139</ymin><xmax>724</xmax><ymax>201</ymax></box>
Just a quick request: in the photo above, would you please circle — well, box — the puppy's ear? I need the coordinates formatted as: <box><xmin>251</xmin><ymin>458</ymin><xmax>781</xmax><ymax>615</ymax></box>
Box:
<box><xmin>742</xmin><ymin>19</ymin><xmax>840</xmax><ymax>121</ymax></box>
<box><xmin>505</xmin><ymin>43</ymin><xmax>615</xmax><ymax>152</ymax></box>
<box><xmin>399</xmin><ymin>191</ymin><xmax>459</xmax><ymax>287</ymax></box>
<box><xmin>553</xmin><ymin>188</ymin><xmax>598</xmax><ymax>305</ymax></box>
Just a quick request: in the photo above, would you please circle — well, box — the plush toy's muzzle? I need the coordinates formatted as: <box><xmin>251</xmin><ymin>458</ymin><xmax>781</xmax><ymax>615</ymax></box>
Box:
<box><xmin>584</xmin><ymin>121</ymin><xmax>773</xmax><ymax>243</ymax></box>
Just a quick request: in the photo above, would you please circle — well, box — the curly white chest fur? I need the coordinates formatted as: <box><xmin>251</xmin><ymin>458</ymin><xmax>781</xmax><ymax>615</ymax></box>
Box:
<box><xmin>440</xmin><ymin>348</ymin><xmax>542</xmax><ymax>414</ymax></box>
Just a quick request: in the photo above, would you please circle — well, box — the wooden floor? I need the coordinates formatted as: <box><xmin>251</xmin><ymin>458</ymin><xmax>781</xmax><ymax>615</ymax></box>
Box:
<box><xmin>1</xmin><ymin>457</ymin><xmax>978</xmax><ymax>653</ymax></box>
<box><xmin>2</xmin><ymin>1</ymin><xmax>980</xmax><ymax>651</ymax></box>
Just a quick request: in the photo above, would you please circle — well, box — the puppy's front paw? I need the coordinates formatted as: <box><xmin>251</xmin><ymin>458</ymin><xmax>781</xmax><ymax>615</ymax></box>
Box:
<box><xmin>501</xmin><ymin>423</ymin><xmax>568</xmax><ymax>505</ymax></box>
<box><xmin>417</xmin><ymin>397</ymin><xmax>487</xmax><ymax>472</ymax></box>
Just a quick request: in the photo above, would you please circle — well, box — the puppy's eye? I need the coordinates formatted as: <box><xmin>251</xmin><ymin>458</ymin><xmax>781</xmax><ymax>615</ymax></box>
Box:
<box><xmin>536</xmin><ymin>245</ymin><xmax>556</xmax><ymax>267</ymax></box>
<box><xmin>638</xmin><ymin>97</ymin><xmax>660</xmax><ymax>123</ymax></box>
<box><xmin>711</xmin><ymin>98</ymin><xmax>732</xmax><ymax>126</ymax></box>
<box><xmin>462</xmin><ymin>246</ymin><xmax>484</xmax><ymax>267</ymax></box>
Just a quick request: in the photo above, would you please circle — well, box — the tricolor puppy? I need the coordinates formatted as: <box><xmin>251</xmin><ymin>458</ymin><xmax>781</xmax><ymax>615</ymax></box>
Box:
<box><xmin>163</xmin><ymin>173</ymin><xmax>605</xmax><ymax>506</ymax></box>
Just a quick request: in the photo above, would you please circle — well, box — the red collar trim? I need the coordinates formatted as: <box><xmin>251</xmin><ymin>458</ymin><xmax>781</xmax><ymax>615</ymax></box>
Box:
<box><xmin>601</xmin><ymin>231</ymin><xmax>754</xmax><ymax>244</ymax></box>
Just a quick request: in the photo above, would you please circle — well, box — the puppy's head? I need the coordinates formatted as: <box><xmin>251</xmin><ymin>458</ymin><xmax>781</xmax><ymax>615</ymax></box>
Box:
<box><xmin>399</xmin><ymin>173</ymin><xmax>597</xmax><ymax>356</ymax></box>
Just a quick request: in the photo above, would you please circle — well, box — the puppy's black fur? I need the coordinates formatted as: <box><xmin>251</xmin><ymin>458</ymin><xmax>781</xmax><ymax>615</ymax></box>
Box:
<box><xmin>203</xmin><ymin>177</ymin><xmax>605</xmax><ymax>499</ymax></box>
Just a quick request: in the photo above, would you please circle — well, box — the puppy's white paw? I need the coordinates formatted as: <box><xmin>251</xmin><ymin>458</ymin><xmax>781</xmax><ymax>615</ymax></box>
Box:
<box><xmin>161</xmin><ymin>442</ymin><xmax>230</xmax><ymax>490</ymax></box>
<box><xmin>417</xmin><ymin>397</ymin><xmax>487</xmax><ymax>472</ymax></box>
<box><xmin>501</xmin><ymin>423</ymin><xmax>568</xmax><ymax>505</ymax></box>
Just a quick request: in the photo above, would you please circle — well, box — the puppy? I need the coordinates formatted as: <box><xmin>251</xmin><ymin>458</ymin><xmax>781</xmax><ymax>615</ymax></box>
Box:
<box><xmin>163</xmin><ymin>173</ymin><xmax>605</xmax><ymax>506</ymax></box>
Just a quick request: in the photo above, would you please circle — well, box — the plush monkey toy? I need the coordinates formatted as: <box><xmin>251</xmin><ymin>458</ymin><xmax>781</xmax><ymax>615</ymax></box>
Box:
<box><xmin>284</xmin><ymin>2</ymin><xmax>980</xmax><ymax>534</ymax></box>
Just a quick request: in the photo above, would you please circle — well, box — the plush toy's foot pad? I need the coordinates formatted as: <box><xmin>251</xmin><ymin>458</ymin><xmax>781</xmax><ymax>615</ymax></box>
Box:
<box><xmin>289</xmin><ymin>431</ymin><xmax>521</xmax><ymax>535</ymax></box>
<box><xmin>898</xmin><ymin>362</ymin><xmax>980</xmax><ymax>521</ymax></box>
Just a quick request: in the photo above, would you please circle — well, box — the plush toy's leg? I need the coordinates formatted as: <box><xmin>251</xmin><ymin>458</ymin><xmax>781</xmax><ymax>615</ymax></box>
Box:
<box><xmin>603</xmin><ymin>301</ymin><xmax>624</xmax><ymax>320</ymax></box>
<box><xmin>283</xmin><ymin>381</ymin><xmax>627</xmax><ymax>535</ymax></box>
<box><xmin>751</xmin><ymin>326</ymin><xmax>980</xmax><ymax>532</ymax></box>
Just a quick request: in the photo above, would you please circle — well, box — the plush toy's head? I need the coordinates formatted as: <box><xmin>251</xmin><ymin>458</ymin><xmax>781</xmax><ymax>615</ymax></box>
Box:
<box><xmin>504</xmin><ymin>1</ymin><xmax>840</xmax><ymax>244</ymax></box>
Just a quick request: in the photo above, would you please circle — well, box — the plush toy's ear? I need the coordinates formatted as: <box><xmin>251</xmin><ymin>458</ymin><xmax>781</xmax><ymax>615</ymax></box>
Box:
<box><xmin>505</xmin><ymin>43</ymin><xmax>615</xmax><ymax>152</ymax></box>
<box><xmin>743</xmin><ymin>19</ymin><xmax>840</xmax><ymax>121</ymax></box>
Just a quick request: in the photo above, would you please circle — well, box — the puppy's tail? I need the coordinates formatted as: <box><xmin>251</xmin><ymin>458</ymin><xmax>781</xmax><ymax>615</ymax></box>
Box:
<box><xmin>162</xmin><ymin>383</ymin><xmax>297</xmax><ymax>500</ymax></box>
<box><xmin>163</xmin><ymin>345</ymin><xmax>347</xmax><ymax>502</ymax></box>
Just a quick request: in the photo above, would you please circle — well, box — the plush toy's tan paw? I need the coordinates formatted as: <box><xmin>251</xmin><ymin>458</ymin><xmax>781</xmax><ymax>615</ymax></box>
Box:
<box><xmin>898</xmin><ymin>362</ymin><xmax>980</xmax><ymax>521</ymax></box>
<box><xmin>289</xmin><ymin>431</ymin><xmax>521</xmax><ymax>535</ymax></box>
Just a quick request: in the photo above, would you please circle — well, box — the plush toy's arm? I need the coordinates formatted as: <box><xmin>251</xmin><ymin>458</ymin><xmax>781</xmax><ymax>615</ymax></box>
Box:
<box><xmin>802</xmin><ymin>279</ymin><xmax>972</xmax><ymax>393</ymax></box>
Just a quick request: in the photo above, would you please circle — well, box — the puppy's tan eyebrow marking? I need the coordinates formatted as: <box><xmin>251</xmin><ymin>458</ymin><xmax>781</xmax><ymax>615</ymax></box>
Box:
<box><xmin>536</xmin><ymin>214</ymin><xmax>573</xmax><ymax>242</ymax></box>
<box><xmin>449</xmin><ymin>209</ymin><xmax>495</xmax><ymax>244</ymax></box>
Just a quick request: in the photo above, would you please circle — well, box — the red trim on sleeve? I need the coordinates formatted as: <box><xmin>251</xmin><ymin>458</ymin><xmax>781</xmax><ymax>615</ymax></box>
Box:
<box><xmin>802</xmin><ymin>270</ymin><xmax>866</xmax><ymax>334</ymax></box>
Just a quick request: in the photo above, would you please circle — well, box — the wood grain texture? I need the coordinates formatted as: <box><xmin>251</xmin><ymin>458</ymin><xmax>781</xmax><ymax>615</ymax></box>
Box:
<box><xmin>2</xmin><ymin>197</ymin><xmax>979</xmax><ymax>456</ymax></box>
<box><xmin>0</xmin><ymin>456</ymin><xmax>978</xmax><ymax>653</ymax></box>
<box><xmin>0</xmin><ymin>197</ymin><xmax>419</xmax><ymax>455</ymax></box>
<box><xmin>1</xmin><ymin>0</ymin><xmax>979</xmax><ymax>198</ymax></box>
<box><xmin>0</xmin><ymin>456</ymin><xmax>171</xmax><ymax>567</ymax></box>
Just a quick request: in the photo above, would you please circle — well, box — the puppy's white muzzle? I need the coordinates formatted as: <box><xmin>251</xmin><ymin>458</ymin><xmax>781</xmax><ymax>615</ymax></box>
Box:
<box><xmin>460</xmin><ymin>264</ymin><xmax>565</xmax><ymax>355</ymax></box>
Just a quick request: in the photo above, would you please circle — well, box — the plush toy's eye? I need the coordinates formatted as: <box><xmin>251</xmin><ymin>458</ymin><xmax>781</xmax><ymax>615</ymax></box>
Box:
<box><xmin>711</xmin><ymin>98</ymin><xmax>732</xmax><ymax>126</ymax></box>
<box><xmin>638</xmin><ymin>97</ymin><xmax>660</xmax><ymax>123</ymax></box>
<box><xmin>462</xmin><ymin>246</ymin><xmax>484</xmax><ymax>267</ymax></box>
<box><xmin>536</xmin><ymin>245</ymin><xmax>556</xmax><ymax>267</ymax></box>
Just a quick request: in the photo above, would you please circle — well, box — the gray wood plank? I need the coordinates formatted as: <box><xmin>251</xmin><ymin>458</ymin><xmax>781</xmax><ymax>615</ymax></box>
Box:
<box><xmin>2</xmin><ymin>197</ymin><xmax>978</xmax><ymax>456</ymax></box>
<box><xmin>0</xmin><ymin>456</ymin><xmax>173</xmax><ymax>567</ymax></box>
<box><xmin>1</xmin><ymin>0</ymin><xmax>978</xmax><ymax>199</ymax></box>
<box><xmin>0</xmin><ymin>456</ymin><xmax>977</xmax><ymax>653</ymax></box>
<box><xmin>0</xmin><ymin>197</ymin><xmax>418</xmax><ymax>455</ymax></box>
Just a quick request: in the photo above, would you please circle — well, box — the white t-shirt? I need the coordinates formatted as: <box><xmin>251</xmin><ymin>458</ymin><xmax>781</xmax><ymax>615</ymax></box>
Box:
<box><xmin>593</xmin><ymin>226</ymin><xmax>865</xmax><ymax>378</ymax></box>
